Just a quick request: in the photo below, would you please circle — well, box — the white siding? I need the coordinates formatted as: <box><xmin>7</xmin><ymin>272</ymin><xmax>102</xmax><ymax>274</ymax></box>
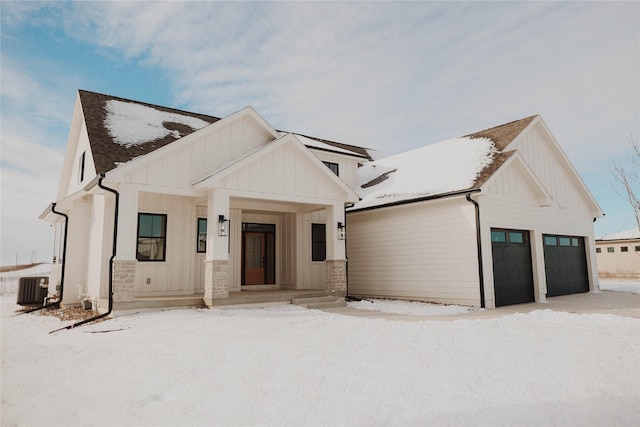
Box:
<box><xmin>308</xmin><ymin>149</ymin><xmax>361</xmax><ymax>189</ymax></box>
<box><xmin>298</xmin><ymin>210</ymin><xmax>327</xmax><ymax>290</ymax></box>
<box><xmin>510</xmin><ymin>123</ymin><xmax>594</xmax><ymax>214</ymax></box>
<box><xmin>64</xmin><ymin>120</ymin><xmax>97</xmax><ymax>196</ymax></box>
<box><xmin>220</xmin><ymin>143</ymin><xmax>351</xmax><ymax>203</ymax></box>
<box><xmin>124</xmin><ymin>115</ymin><xmax>274</xmax><ymax>189</ymax></box>
<box><xmin>135</xmin><ymin>193</ymin><xmax>196</xmax><ymax>296</ymax></box>
<box><xmin>85</xmin><ymin>195</ymin><xmax>110</xmax><ymax>302</ymax></box>
<box><xmin>348</xmin><ymin>198</ymin><xmax>481</xmax><ymax>306</ymax></box>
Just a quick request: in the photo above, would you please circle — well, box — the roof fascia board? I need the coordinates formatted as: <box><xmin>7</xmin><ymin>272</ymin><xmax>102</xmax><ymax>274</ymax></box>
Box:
<box><xmin>507</xmin><ymin>116</ymin><xmax>603</xmax><ymax>217</ymax></box>
<box><xmin>481</xmin><ymin>152</ymin><xmax>554</xmax><ymax>206</ymax></box>
<box><xmin>348</xmin><ymin>188</ymin><xmax>481</xmax><ymax>213</ymax></box>
<box><xmin>56</xmin><ymin>94</ymin><xmax>85</xmax><ymax>200</ymax></box>
<box><xmin>107</xmin><ymin>106</ymin><xmax>279</xmax><ymax>181</ymax></box>
<box><xmin>193</xmin><ymin>133</ymin><xmax>360</xmax><ymax>202</ymax></box>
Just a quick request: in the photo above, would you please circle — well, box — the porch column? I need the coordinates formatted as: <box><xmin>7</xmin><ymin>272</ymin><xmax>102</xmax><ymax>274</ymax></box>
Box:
<box><xmin>113</xmin><ymin>185</ymin><xmax>138</xmax><ymax>304</ymax></box>
<box><xmin>204</xmin><ymin>189</ymin><xmax>231</xmax><ymax>306</ymax></box>
<box><xmin>325</xmin><ymin>203</ymin><xmax>347</xmax><ymax>296</ymax></box>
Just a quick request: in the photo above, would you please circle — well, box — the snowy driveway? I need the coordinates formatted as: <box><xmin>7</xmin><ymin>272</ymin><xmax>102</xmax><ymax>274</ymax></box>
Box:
<box><xmin>2</xmin><ymin>291</ymin><xmax>639</xmax><ymax>427</ymax></box>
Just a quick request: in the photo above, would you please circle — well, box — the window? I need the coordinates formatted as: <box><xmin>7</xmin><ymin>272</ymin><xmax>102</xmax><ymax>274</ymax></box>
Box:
<box><xmin>323</xmin><ymin>161</ymin><xmax>339</xmax><ymax>176</ymax></box>
<box><xmin>596</xmin><ymin>248</ymin><xmax>601</xmax><ymax>253</ymax></box>
<box><xmin>137</xmin><ymin>213</ymin><xmax>167</xmax><ymax>261</ymax></box>
<box><xmin>544</xmin><ymin>236</ymin><xmax>557</xmax><ymax>246</ymax></box>
<box><xmin>197</xmin><ymin>218</ymin><xmax>207</xmax><ymax>253</ymax></box>
<box><xmin>621</xmin><ymin>246</ymin><xmax>629</xmax><ymax>252</ymax></box>
<box><xmin>78</xmin><ymin>151</ymin><xmax>86</xmax><ymax>183</ymax></box>
<box><xmin>559</xmin><ymin>237</ymin><xmax>571</xmax><ymax>247</ymax></box>
<box><xmin>571</xmin><ymin>238</ymin><xmax>579</xmax><ymax>247</ymax></box>
<box><xmin>491</xmin><ymin>231</ymin><xmax>506</xmax><ymax>243</ymax></box>
<box><xmin>311</xmin><ymin>223</ymin><xmax>326</xmax><ymax>261</ymax></box>
<box><xmin>509</xmin><ymin>232</ymin><xmax>524</xmax><ymax>244</ymax></box>
<box><xmin>607</xmin><ymin>247</ymin><xmax>614</xmax><ymax>253</ymax></box>
<box><xmin>636</xmin><ymin>246</ymin><xmax>640</xmax><ymax>252</ymax></box>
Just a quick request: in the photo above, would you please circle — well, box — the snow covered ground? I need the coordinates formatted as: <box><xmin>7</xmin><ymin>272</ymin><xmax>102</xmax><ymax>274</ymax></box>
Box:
<box><xmin>2</xmin><ymin>267</ymin><xmax>639</xmax><ymax>426</ymax></box>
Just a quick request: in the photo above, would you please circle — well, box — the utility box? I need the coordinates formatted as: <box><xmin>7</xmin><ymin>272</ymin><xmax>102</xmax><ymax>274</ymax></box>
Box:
<box><xmin>17</xmin><ymin>277</ymin><xmax>49</xmax><ymax>306</ymax></box>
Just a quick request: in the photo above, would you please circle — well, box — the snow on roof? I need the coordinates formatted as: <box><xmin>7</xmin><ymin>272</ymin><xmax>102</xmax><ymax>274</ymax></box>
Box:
<box><xmin>597</xmin><ymin>227</ymin><xmax>640</xmax><ymax>241</ymax></box>
<box><xmin>352</xmin><ymin>137</ymin><xmax>496</xmax><ymax>210</ymax></box>
<box><xmin>104</xmin><ymin>99</ymin><xmax>211</xmax><ymax>148</ymax></box>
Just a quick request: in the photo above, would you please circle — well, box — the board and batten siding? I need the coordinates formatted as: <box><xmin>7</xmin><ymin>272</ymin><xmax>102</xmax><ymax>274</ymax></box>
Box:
<box><xmin>86</xmin><ymin>194</ymin><xmax>113</xmax><ymax>301</ymax></box>
<box><xmin>509</xmin><ymin>123</ymin><xmax>594</xmax><ymax>214</ymax></box>
<box><xmin>135</xmin><ymin>193</ymin><xmax>196</xmax><ymax>296</ymax></box>
<box><xmin>347</xmin><ymin>197</ymin><xmax>481</xmax><ymax>306</ymax></box>
<box><xmin>309</xmin><ymin>149</ymin><xmax>360</xmax><ymax>189</ymax></box>
<box><xmin>125</xmin><ymin>115</ymin><xmax>274</xmax><ymax>190</ymax></box>
<box><xmin>298</xmin><ymin>210</ymin><xmax>327</xmax><ymax>290</ymax></box>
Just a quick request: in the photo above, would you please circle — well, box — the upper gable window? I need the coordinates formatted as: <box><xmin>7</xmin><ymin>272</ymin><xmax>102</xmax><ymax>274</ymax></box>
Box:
<box><xmin>323</xmin><ymin>161</ymin><xmax>339</xmax><ymax>176</ymax></box>
<box><xmin>78</xmin><ymin>151</ymin><xmax>86</xmax><ymax>184</ymax></box>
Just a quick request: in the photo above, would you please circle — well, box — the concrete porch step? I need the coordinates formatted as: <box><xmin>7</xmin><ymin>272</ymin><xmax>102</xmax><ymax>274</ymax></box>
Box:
<box><xmin>291</xmin><ymin>295</ymin><xmax>347</xmax><ymax>310</ymax></box>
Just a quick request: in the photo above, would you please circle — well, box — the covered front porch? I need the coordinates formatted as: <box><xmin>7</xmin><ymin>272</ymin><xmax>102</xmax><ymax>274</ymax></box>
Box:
<box><xmin>108</xmin><ymin>133</ymin><xmax>358</xmax><ymax>311</ymax></box>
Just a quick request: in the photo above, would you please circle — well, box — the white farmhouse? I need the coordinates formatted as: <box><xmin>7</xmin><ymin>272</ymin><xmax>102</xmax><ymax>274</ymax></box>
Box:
<box><xmin>40</xmin><ymin>91</ymin><xmax>369</xmax><ymax>311</ymax></box>
<box><xmin>41</xmin><ymin>91</ymin><xmax>603</xmax><ymax>312</ymax></box>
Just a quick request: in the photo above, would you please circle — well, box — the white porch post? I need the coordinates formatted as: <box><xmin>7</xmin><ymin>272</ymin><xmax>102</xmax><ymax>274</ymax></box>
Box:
<box><xmin>325</xmin><ymin>202</ymin><xmax>347</xmax><ymax>295</ymax></box>
<box><xmin>204</xmin><ymin>188</ymin><xmax>231</xmax><ymax>305</ymax></box>
<box><xmin>112</xmin><ymin>184</ymin><xmax>138</xmax><ymax>304</ymax></box>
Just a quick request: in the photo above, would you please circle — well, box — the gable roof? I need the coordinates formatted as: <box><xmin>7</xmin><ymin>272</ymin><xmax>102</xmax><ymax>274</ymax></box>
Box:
<box><xmin>79</xmin><ymin>90</ymin><xmax>221</xmax><ymax>174</ymax></box>
<box><xmin>77</xmin><ymin>90</ymin><xmax>372</xmax><ymax>175</ymax></box>
<box><xmin>351</xmin><ymin>116</ymin><xmax>536</xmax><ymax>211</ymax></box>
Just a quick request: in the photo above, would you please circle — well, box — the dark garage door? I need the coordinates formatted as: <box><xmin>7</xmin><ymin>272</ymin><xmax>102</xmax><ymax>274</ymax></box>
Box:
<box><xmin>491</xmin><ymin>228</ymin><xmax>535</xmax><ymax>307</ymax></box>
<box><xmin>543</xmin><ymin>235</ymin><xmax>589</xmax><ymax>297</ymax></box>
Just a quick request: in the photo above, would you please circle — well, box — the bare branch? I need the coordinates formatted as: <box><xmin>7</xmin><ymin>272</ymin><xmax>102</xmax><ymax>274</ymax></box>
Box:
<box><xmin>611</xmin><ymin>134</ymin><xmax>640</xmax><ymax>230</ymax></box>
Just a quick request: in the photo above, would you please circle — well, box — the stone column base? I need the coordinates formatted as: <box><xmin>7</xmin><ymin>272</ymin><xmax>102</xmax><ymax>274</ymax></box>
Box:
<box><xmin>326</xmin><ymin>259</ymin><xmax>347</xmax><ymax>296</ymax></box>
<box><xmin>204</xmin><ymin>259</ymin><xmax>230</xmax><ymax>306</ymax></box>
<box><xmin>113</xmin><ymin>260</ymin><xmax>137</xmax><ymax>303</ymax></box>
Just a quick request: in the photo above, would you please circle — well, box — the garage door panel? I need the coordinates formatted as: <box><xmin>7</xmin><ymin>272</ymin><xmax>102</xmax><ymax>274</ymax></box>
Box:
<box><xmin>543</xmin><ymin>234</ymin><xmax>588</xmax><ymax>297</ymax></box>
<box><xmin>491</xmin><ymin>228</ymin><xmax>535</xmax><ymax>307</ymax></box>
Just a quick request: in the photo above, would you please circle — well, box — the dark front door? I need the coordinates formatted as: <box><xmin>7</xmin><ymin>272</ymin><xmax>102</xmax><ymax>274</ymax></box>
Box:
<box><xmin>543</xmin><ymin>235</ymin><xmax>589</xmax><ymax>297</ymax></box>
<box><xmin>491</xmin><ymin>228</ymin><xmax>535</xmax><ymax>307</ymax></box>
<box><xmin>242</xmin><ymin>223</ymin><xmax>275</xmax><ymax>285</ymax></box>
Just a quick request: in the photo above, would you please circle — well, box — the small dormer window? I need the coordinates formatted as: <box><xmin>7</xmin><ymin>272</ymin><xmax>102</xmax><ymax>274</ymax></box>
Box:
<box><xmin>323</xmin><ymin>161</ymin><xmax>339</xmax><ymax>176</ymax></box>
<box><xmin>78</xmin><ymin>151</ymin><xmax>86</xmax><ymax>183</ymax></box>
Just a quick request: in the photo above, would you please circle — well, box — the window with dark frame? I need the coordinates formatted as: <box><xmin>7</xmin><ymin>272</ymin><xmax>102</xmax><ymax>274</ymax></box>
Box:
<box><xmin>621</xmin><ymin>246</ymin><xmax>629</xmax><ymax>252</ymax></box>
<box><xmin>311</xmin><ymin>223</ymin><xmax>326</xmax><ymax>261</ymax></box>
<box><xmin>197</xmin><ymin>218</ymin><xmax>207</xmax><ymax>253</ymax></box>
<box><xmin>596</xmin><ymin>248</ymin><xmax>601</xmax><ymax>253</ymax></box>
<box><xmin>323</xmin><ymin>161</ymin><xmax>339</xmax><ymax>176</ymax></box>
<box><xmin>636</xmin><ymin>246</ymin><xmax>640</xmax><ymax>252</ymax></box>
<box><xmin>137</xmin><ymin>213</ymin><xmax>167</xmax><ymax>261</ymax></box>
<box><xmin>79</xmin><ymin>151</ymin><xmax>86</xmax><ymax>183</ymax></box>
<box><xmin>607</xmin><ymin>247</ymin><xmax>614</xmax><ymax>253</ymax></box>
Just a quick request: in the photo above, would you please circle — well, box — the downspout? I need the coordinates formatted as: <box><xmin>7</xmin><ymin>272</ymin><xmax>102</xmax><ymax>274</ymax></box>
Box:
<box><xmin>51</xmin><ymin>174</ymin><xmax>118</xmax><ymax>333</ymax></box>
<box><xmin>18</xmin><ymin>203</ymin><xmax>69</xmax><ymax>315</ymax></box>
<box><xmin>343</xmin><ymin>203</ymin><xmax>358</xmax><ymax>302</ymax></box>
<box><xmin>466</xmin><ymin>192</ymin><xmax>485</xmax><ymax>309</ymax></box>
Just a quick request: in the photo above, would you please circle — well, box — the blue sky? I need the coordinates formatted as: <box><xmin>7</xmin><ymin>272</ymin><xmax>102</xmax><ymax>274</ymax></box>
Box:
<box><xmin>1</xmin><ymin>1</ymin><xmax>639</xmax><ymax>265</ymax></box>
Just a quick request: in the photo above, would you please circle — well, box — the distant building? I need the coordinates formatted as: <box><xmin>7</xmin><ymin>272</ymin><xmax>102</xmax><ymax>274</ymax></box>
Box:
<box><xmin>595</xmin><ymin>228</ymin><xmax>640</xmax><ymax>279</ymax></box>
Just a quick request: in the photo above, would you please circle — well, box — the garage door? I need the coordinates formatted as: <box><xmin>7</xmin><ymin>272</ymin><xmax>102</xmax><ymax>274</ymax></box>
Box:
<box><xmin>491</xmin><ymin>228</ymin><xmax>535</xmax><ymax>306</ymax></box>
<box><xmin>543</xmin><ymin>235</ymin><xmax>589</xmax><ymax>297</ymax></box>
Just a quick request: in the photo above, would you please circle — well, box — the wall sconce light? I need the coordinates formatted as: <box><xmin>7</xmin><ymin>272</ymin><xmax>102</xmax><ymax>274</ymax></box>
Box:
<box><xmin>218</xmin><ymin>215</ymin><xmax>229</xmax><ymax>236</ymax></box>
<box><xmin>337</xmin><ymin>221</ymin><xmax>346</xmax><ymax>240</ymax></box>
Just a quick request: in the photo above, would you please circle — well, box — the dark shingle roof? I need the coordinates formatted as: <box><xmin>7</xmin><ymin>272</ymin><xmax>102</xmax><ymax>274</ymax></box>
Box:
<box><xmin>78</xmin><ymin>90</ymin><xmax>373</xmax><ymax>174</ymax></box>
<box><xmin>79</xmin><ymin>90</ymin><xmax>220</xmax><ymax>174</ymax></box>
<box><xmin>469</xmin><ymin>115</ymin><xmax>538</xmax><ymax>187</ymax></box>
